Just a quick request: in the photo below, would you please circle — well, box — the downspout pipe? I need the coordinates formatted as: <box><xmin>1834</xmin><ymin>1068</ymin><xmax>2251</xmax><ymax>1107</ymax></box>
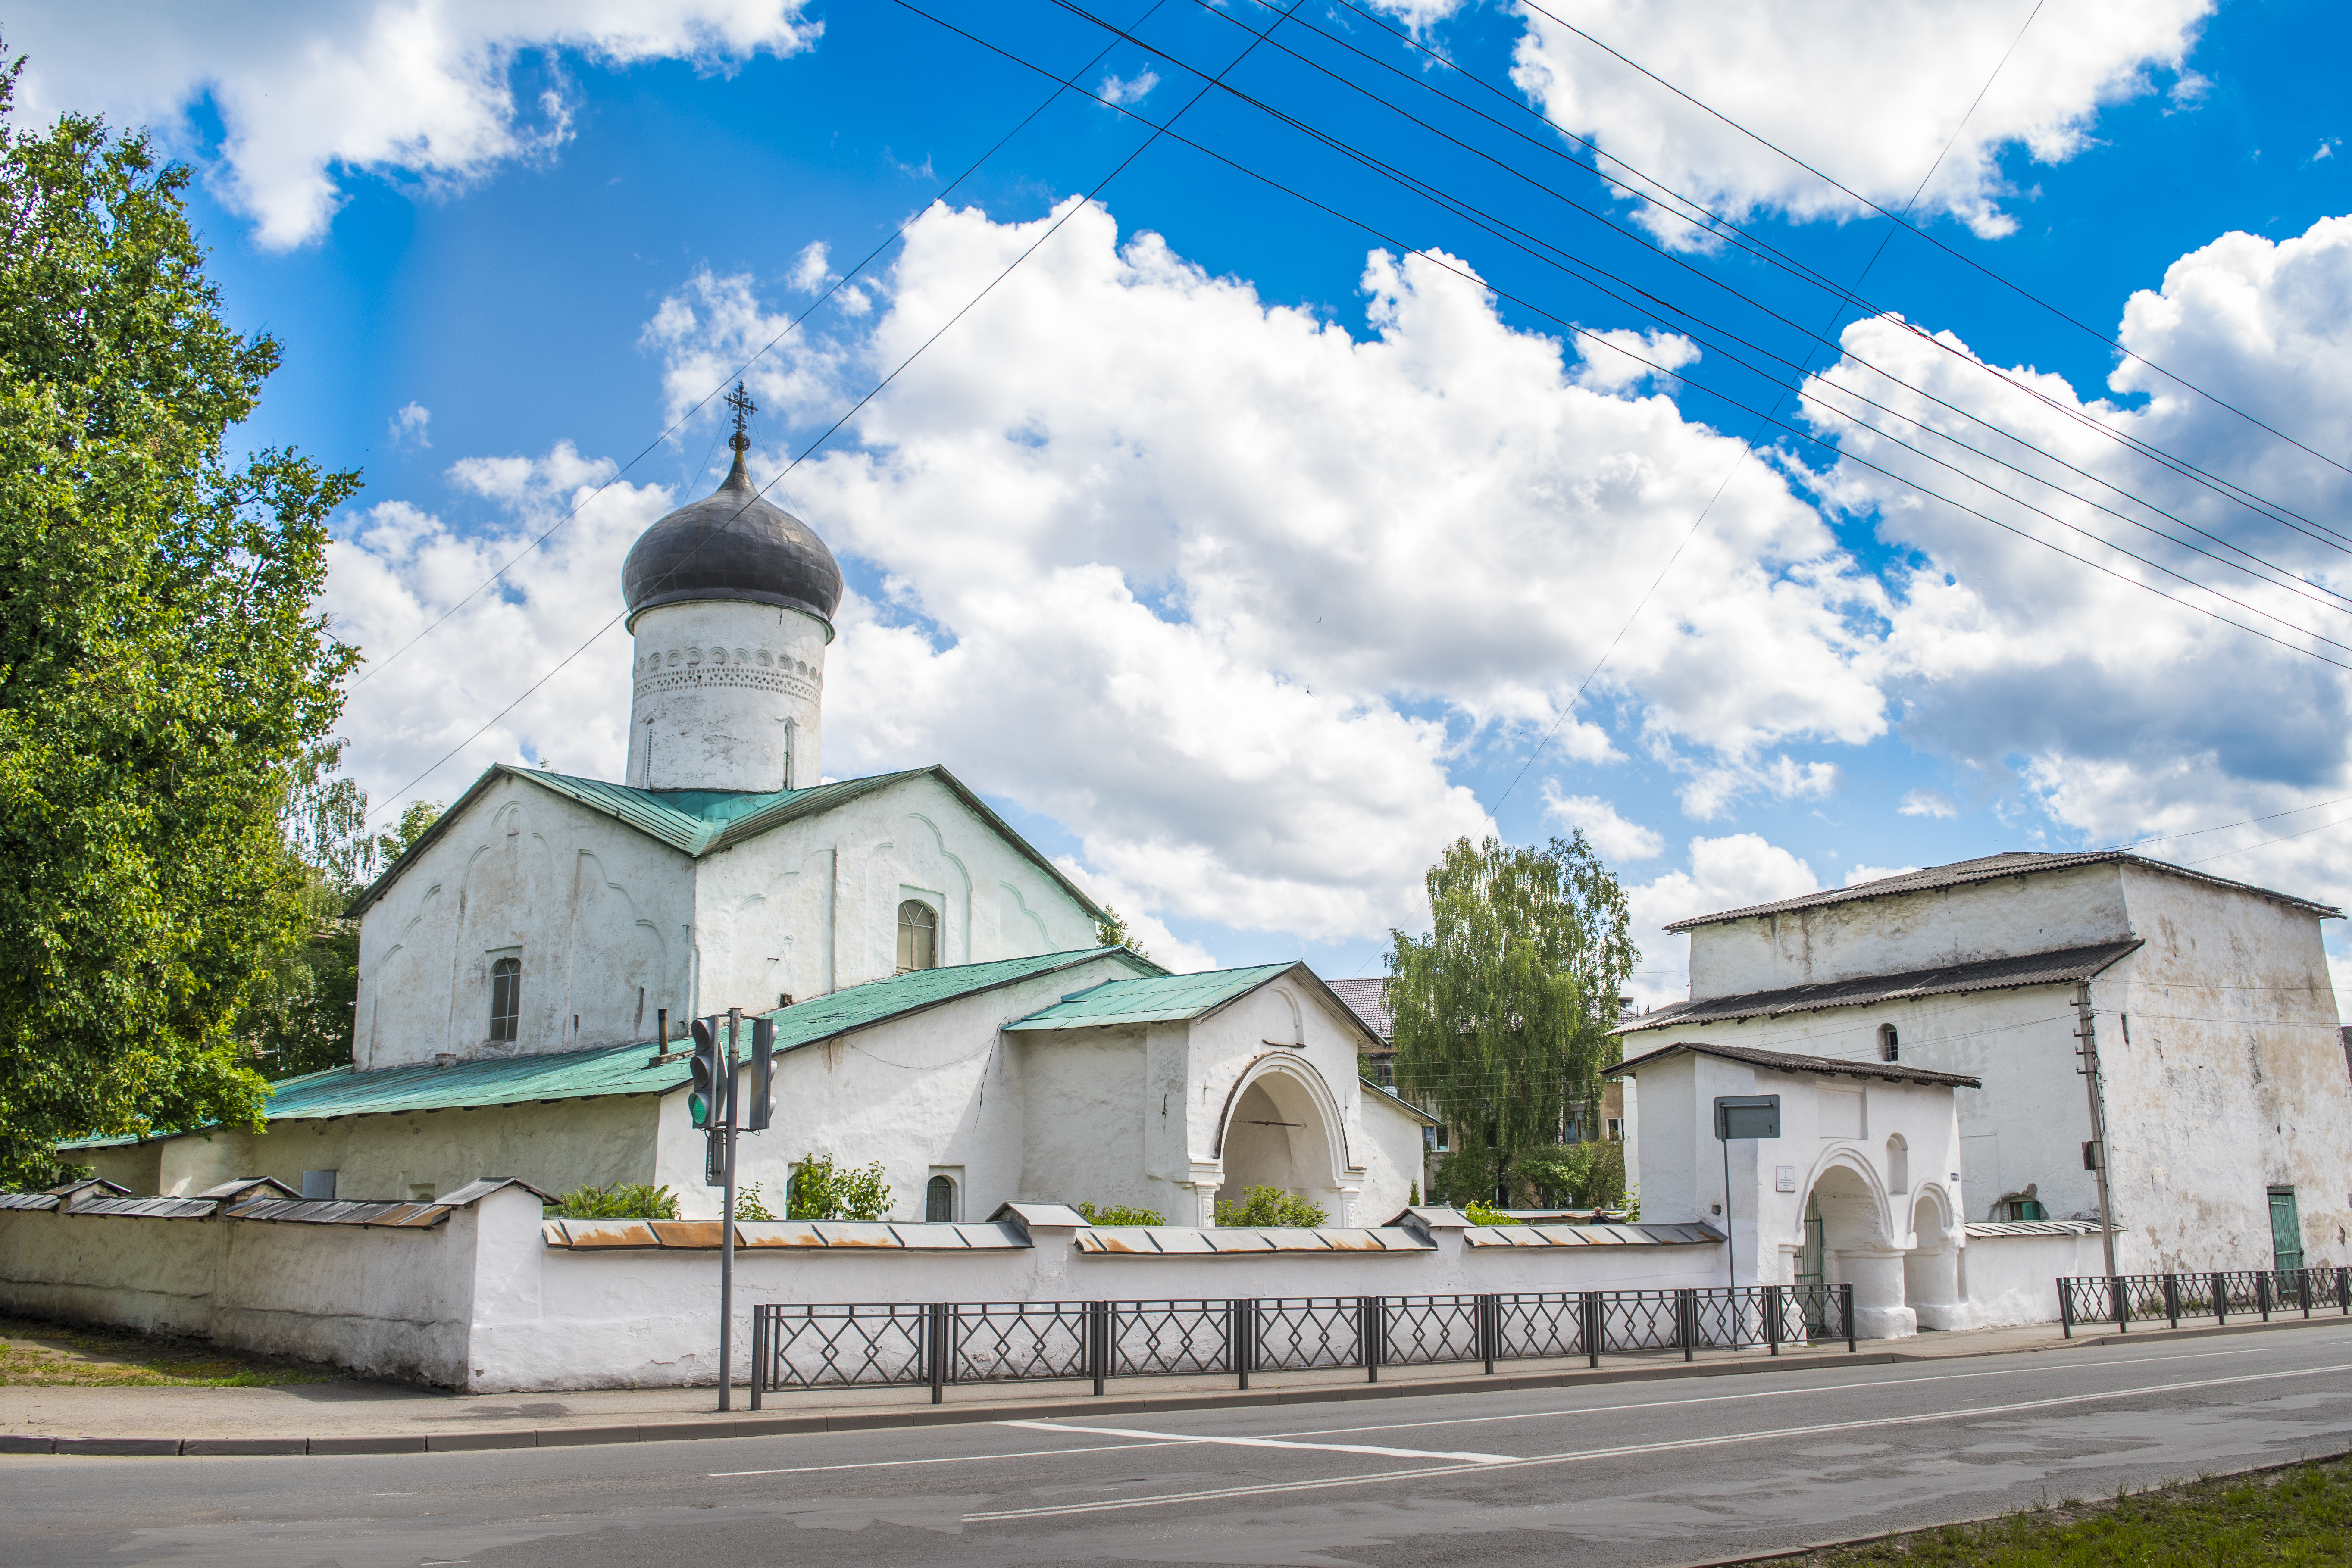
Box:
<box><xmin>2074</xmin><ymin>980</ymin><xmax>2120</xmax><ymax>1279</ymax></box>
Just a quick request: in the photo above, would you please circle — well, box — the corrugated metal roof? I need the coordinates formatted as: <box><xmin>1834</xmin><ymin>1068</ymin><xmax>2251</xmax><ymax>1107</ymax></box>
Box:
<box><xmin>1462</xmin><ymin>1221</ymin><xmax>1724</xmax><ymax>1247</ymax></box>
<box><xmin>1004</xmin><ymin>963</ymin><xmax>1298</xmax><ymax>1029</ymax></box>
<box><xmin>1665</xmin><ymin>850</ymin><xmax>2341</xmax><ymax>930</ymax></box>
<box><xmin>347</xmin><ymin>763</ymin><xmax>1110</xmax><ymax>921</ymax></box>
<box><xmin>544</xmin><ymin>1218</ymin><xmax>1029</xmax><ymax>1250</ymax></box>
<box><xmin>224</xmin><ymin>1197</ymin><xmax>453</xmax><ymax>1228</ymax></box>
<box><xmin>67</xmin><ymin>1196</ymin><xmax>222</xmax><ymax>1219</ymax></box>
<box><xmin>1964</xmin><ymin>1219</ymin><xmax>2111</xmax><ymax>1238</ymax></box>
<box><xmin>1615</xmin><ymin>1039</ymin><xmax>1984</xmax><ymax>1089</ymax></box>
<box><xmin>0</xmin><ymin>1193</ymin><xmax>60</xmax><ymax>1211</ymax></box>
<box><xmin>61</xmin><ymin>948</ymin><xmax>1157</xmax><ymax>1148</ymax></box>
<box><xmin>1323</xmin><ymin>977</ymin><xmax>1392</xmax><ymax>1041</ymax></box>
<box><xmin>1070</xmin><ymin>1226</ymin><xmax>1434</xmax><ymax>1255</ymax></box>
<box><xmin>1619</xmin><ymin>940</ymin><xmax>2142</xmax><ymax>1034</ymax></box>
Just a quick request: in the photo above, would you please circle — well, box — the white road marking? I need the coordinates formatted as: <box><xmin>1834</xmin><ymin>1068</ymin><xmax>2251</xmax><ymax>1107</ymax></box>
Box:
<box><xmin>1000</xmin><ymin>1419</ymin><xmax>1513</xmax><ymax>1464</ymax></box>
<box><xmin>709</xmin><ymin>1439</ymin><xmax>1170</xmax><ymax>1478</ymax></box>
<box><xmin>965</xmin><ymin>1359</ymin><xmax>2352</xmax><ymax>1522</ymax></box>
<box><xmin>1262</xmin><ymin>1339</ymin><xmax>2305</xmax><ymax>1441</ymax></box>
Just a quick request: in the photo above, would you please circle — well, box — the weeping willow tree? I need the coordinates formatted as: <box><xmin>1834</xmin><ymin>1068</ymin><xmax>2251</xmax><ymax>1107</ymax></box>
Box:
<box><xmin>1387</xmin><ymin>834</ymin><xmax>1638</xmax><ymax>1207</ymax></box>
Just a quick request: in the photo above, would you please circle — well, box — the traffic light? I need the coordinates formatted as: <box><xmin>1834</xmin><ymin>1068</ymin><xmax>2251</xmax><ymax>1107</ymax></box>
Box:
<box><xmin>746</xmin><ymin>1018</ymin><xmax>777</xmax><ymax>1131</ymax></box>
<box><xmin>688</xmin><ymin>1016</ymin><xmax>722</xmax><ymax>1129</ymax></box>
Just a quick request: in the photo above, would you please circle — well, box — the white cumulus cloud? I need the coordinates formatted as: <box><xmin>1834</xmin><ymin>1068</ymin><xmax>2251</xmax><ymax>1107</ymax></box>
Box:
<box><xmin>1542</xmin><ymin>785</ymin><xmax>1664</xmax><ymax>862</ymax></box>
<box><xmin>6</xmin><ymin>0</ymin><xmax>820</xmax><ymax>249</ymax></box>
<box><xmin>1625</xmin><ymin>834</ymin><xmax>1820</xmax><ymax>1006</ymax></box>
<box><xmin>1508</xmin><ymin>0</ymin><xmax>2211</xmax><ymax>245</ymax></box>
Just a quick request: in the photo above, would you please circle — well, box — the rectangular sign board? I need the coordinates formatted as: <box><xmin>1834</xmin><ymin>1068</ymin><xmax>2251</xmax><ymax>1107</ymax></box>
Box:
<box><xmin>1714</xmin><ymin>1093</ymin><xmax>1781</xmax><ymax>1140</ymax></box>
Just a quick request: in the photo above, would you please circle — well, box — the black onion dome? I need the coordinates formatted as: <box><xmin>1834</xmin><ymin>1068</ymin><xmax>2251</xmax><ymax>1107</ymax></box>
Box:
<box><xmin>622</xmin><ymin>451</ymin><xmax>843</xmax><ymax>633</ymax></box>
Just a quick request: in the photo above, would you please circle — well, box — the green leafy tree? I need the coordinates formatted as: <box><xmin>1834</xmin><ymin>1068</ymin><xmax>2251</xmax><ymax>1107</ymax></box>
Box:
<box><xmin>1076</xmin><ymin>1200</ymin><xmax>1166</xmax><ymax>1226</ymax></box>
<box><xmin>546</xmin><ymin>1183</ymin><xmax>679</xmax><ymax>1220</ymax></box>
<box><xmin>1514</xmin><ymin>1140</ymin><xmax>1629</xmax><ymax>1210</ymax></box>
<box><xmin>1094</xmin><ymin>907</ymin><xmax>1149</xmax><ymax>960</ymax></box>
<box><xmin>787</xmin><ymin>1153</ymin><xmax>891</xmax><ymax>1221</ymax></box>
<box><xmin>0</xmin><ymin>64</ymin><xmax>362</xmax><ymax>1184</ymax></box>
<box><xmin>239</xmin><ymin>768</ymin><xmax>438</xmax><ymax>1083</ymax></box>
<box><xmin>1386</xmin><ymin>833</ymin><xmax>1637</xmax><ymax>1209</ymax></box>
<box><xmin>1214</xmin><ymin>1185</ymin><xmax>1327</xmax><ymax>1228</ymax></box>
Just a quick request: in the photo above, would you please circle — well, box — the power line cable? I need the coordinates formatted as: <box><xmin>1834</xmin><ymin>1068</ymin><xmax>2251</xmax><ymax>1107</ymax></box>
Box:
<box><xmin>1302</xmin><ymin>0</ymin><xmax>2352</xmax><ymax>553</ymax></box>
<box><xmin>359</xmin><ymin>0</ymin><xmax>1300</xmax><ymax>823</ymax></box>
<box><xmin>347</xmin><ymin>1</ymin><xmax>1176</xmax><ymax>693</ymax></box>
<box><xmin>903</xmin><ymin>3</ymin><xmax>2352</xmax><ymax>691</ymax></box>
<box><xmin>1508</xmin><ymin>0</ymin><xmax>2352</xmax><ymax>488</ymax></box>
<box><xmin>1072</xmin><ymin>0</ymin><xmax>2352</xmax><ymax>625</ymax></box>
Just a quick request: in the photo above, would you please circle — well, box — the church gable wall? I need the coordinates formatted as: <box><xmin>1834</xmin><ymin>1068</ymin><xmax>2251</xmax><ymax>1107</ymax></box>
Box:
<box><xmin>356</xmin><ymin>775</ymin><xmax>694</xmax><ymax>1070</ymax></box>
<box><xmin>687</xmin><ymin>773</ymin><xmax>1099</xmax><ymax>1011</ymax></box>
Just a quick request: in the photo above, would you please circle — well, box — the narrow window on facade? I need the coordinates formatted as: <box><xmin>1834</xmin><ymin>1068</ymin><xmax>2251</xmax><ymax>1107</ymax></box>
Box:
<box><xmin>1878</xmin><ymin>1023</ymin><xmax>1899</xmax><ymax>1062</ymax></box>
<box><xmin>1606</xmin><ymin>1117</ymin><xmax>1624</xmax><ymax>1141</ymax></box>
<box><xmin>896</xmin><ymin>900</ymin><xmax>938</xmax><ymax>973</ymax></box>
<box><xmin>1999</xmin><ymin>1196</ymin><xmax>2047</xmax><ymax>1222</ymax></box>
<box><xmin>926</xmin><ymin>1174</ymin><xmax>957</xmax><ymax>1223</ymax></box>
<box><xmin>489</xmin><ymin>957</ymin><xmax>522</xmax><ymax>1042</ymax></box>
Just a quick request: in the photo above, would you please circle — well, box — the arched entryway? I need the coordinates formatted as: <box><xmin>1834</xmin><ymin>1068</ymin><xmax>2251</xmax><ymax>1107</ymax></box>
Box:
<box><xmin>1902</xmin><ymin>1185</ymin><xmax>1963</xmax><ymax>1330</ymax></box>
<box><xmin>1802</xmin><ymin>1157</ymin><xmax>1914</xmax><ymax>1339</ymax></box>
<box><xmin>1214</xmin><ymin>1058</ymin><xmax>1349</xmax><ymax>1224</ymax></box>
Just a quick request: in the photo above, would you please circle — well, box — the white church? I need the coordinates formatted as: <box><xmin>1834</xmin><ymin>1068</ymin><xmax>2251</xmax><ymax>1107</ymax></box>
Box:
<box><xmin>75</xmin><ymin>416</ymin><xmax>1435</xmax><ymax>1226</ymax></box>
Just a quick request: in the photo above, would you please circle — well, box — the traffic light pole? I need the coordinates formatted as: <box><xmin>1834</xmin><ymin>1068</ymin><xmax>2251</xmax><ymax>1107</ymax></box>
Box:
<box><xmin>717</xmin><ymin>1005</ymin><xmax>741</xmax><ymax>1412</ymax></box>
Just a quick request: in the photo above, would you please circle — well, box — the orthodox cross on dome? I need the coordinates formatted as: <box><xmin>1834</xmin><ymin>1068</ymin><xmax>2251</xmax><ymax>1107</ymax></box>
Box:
<box><xmin>725</xmin><ymin>381</ymin><xmax>758</xmax><ymax>453</ymax></box>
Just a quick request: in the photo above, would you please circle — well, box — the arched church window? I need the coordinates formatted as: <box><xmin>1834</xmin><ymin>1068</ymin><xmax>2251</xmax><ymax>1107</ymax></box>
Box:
<box><xmin>489</xmin><ymin>957</ymin><xmax>521</xmax><ymax>1043</ymax></box>
<box><xmin>1878</xmin><ymin>1023</ymin><xmax>1899</xmax><ymax>1062</ymax></box>
<box><xmin>897</xmin><ymin>901</ymin><xmax>938</xmax><ymax>973</ymax></box>
<box><xmin>926</xmin><ymin>1174</ymin><xmax>957</xmax><ymax>1223</ymax></box>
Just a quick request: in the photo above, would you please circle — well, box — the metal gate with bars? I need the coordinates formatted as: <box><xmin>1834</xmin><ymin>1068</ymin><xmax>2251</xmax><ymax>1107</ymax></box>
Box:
<box><xmin>748</xmin><ymin>1284</ymin><xmax>1857</xmax><ymax>1405</ymax></box>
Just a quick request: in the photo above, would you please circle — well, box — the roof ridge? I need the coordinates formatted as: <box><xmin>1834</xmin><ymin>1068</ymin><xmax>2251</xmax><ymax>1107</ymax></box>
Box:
<box><xmin>1620</xmin><ymin>939</ymin><xmax>2144</xmax><ymax>1033</ymax></box>
<box><xmin>1664</xmin><ymin>849</ymin><xmax>2340</xmax><ymax>931</ymax></box>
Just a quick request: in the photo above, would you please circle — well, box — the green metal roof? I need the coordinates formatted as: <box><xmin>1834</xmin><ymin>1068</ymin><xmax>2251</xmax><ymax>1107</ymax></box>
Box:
<box><xmin>63</xmin><ymin>946</ymin><xmax>1160</xmax><ymax>1150</ymax></box>
<box><xmin>1003</xmin><ymin>963</ymin><xmax>1300</xmax><ymax>1029</ymax></box>
<box><xmin>346</xmin><ymin>763</ymin><xmax>1107</xmax><ymax>921</ymax></box>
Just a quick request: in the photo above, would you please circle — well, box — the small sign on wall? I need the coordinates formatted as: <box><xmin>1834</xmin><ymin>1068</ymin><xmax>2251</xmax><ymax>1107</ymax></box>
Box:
<box><xmin>1775</xmin><ymin>1166</ymin><xmax>1796</xmax><ymax>1192</ymax></box>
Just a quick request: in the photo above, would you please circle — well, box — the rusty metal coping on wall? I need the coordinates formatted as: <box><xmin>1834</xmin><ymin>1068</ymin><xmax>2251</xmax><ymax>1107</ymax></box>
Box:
<box><xmin>1071</xmin><ymin>1226</ymin><xmax>1434</xmax><ymax>1255</ymax></box>
<box><xmin>1464</xmin><ymin>1221</ymin><xmax>1726</xmax><ymax>1247</ymax></box>
<box><xmin>542</xmin><ymin>1219</ymin><xmax>1029</xmax><ymax>1250</ymax></box>
<box><xmin>224</xmin><ymin>1198</ymin><xmax>455</xmax><ymax>1228</ymax></box>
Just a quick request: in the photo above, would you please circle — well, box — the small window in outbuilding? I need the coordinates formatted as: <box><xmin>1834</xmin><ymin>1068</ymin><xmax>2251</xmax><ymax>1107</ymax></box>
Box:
<box><xmin>2000</xmin><ymin>1197</ymin><xmax>2047</xmax><ymax>1222</ymax></box>
<box><xmin>489</xmin><ymin>957</ymin><xmax>521</xmax><ymax>1042</ymax></box>
<box><xmin>897</xmin><ymin>901</ymin><xmax>938</xmax><ymax>973</ymax></box>
<box><xmin>1878</xmin><ymin>1023</ymin><xmax>1899</xmax><ymax>1063</ymax></box>
<box><xmin>926</xmin><ymin>1174</ymin><xmax>957</xmax><ymax>1223</ymax></box>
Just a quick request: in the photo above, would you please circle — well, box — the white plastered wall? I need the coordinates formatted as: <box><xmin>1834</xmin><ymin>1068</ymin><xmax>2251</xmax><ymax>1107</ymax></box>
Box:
<box><xmin>687</xmin><ymin>772</ymin><xmax>1100</xmax><ymax>1011</ymax></box>
<box><xmin>354</xmin><ymin>774</ymin><xmax>694</xmax><ymax>1068</ymax></box>
<box><xmin>625</xmin><ymin>600</ymin><xmax>828</xmax><ymax>793</ymax></box>
<box><xmin>654</xmin><ymin>953</ymin><xmax>1150</xmax><ymax>1221</ymax></box>
<box><xmin>1689</xmin><ymin>863</ymin><xmax>2131</xmax><ymax>996</ymax></box>
<box><xmin>2098</xmin><ymin>866</ymin><xmax>2352</xmax><ymax>1274</ymax></box>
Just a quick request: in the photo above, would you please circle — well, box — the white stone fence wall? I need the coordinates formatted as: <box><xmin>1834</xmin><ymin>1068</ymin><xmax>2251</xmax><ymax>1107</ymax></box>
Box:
<box><xmin>0</xmin><ymin>1187</ymin><xmax>2107</xmax><ymax>1393</ymax></box>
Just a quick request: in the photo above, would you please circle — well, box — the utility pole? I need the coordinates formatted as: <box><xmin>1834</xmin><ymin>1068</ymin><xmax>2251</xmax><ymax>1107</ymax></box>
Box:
<box><xmin>717</xmin><ymin>1005</ymin><xmax>742</xmax><ymax>1412</ymax></box>
<box><xmin>2073</xmin><ymin>981</ymin><xmax>2119</xmax><ymax>1280</ymax></box>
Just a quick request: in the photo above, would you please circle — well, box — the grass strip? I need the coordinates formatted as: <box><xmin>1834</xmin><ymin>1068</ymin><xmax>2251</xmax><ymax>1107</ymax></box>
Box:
<box><xmin>0</xmin><ymin>1313</ymin><xmax>344</xmax><ymax>1387</ymax></box>
<box><xmin>1760</xmin><ymin>1452</ymin><xmax>2352</xmax><ymax>1565</ymax></box>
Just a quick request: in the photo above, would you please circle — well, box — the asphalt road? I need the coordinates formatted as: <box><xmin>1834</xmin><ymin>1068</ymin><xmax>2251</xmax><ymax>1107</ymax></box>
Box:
<box><xmin>7</xmin><ymin>1324</ymin><xmax>2352</xmax><ymax>1568</ymax></box>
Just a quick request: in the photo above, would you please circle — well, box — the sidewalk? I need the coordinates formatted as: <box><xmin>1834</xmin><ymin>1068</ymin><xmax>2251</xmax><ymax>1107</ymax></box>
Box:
<box><xmin>5</xmin><ymin>1313</ymin><xmax>2346</xmax><ymax>1456</ymax></box>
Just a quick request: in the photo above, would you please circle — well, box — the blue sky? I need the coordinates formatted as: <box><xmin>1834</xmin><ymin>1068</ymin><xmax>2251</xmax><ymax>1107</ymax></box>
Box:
<box><xmin>13</xmin><ymin>0</ymin><xmax>2352</xmax><ymax>993</ymax></box>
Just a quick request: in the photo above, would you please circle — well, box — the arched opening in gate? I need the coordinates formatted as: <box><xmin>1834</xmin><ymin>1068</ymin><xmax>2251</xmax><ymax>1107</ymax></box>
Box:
<box><xmin>1216</xmin><ymin>1062</ymin><xmax>1345</xmax><ymax>1223</ymax></box>
<box><xmin>1903</xmin><ymin>1185</ymin><xmax>1962</xmax><ymax>1329</ymax></box>
<box><xmin>1801</xmin><ymin>1158</ymin><xmax>1913</xmax><ymax>1339</ymax></box>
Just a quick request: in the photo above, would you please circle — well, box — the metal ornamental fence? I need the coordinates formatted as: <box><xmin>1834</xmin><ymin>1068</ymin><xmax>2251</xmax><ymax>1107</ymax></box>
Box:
<box><xmin>2058</xmin><ymin>1266</ymin><xmax>2352</xmax><ymax>1336</ymax></box>
<box><xmin>748</xmin><ymin>1284</ymin><xmax>1855</xmax><ymax>1405</ymax></box>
